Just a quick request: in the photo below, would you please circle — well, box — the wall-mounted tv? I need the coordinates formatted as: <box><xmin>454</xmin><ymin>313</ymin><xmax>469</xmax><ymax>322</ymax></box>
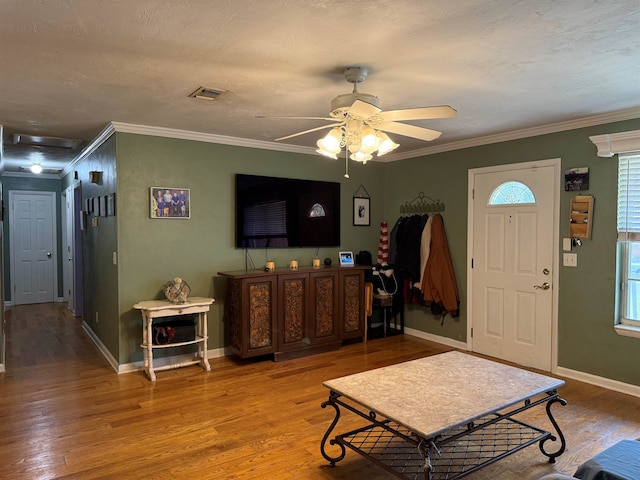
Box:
<box><xmin>235</xmin><ymin>174</ymin><xmax>340</xmax><ymax>248</ymax></box>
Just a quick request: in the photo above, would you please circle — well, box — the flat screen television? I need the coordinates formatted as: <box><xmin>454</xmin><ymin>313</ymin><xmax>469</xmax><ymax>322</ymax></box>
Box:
<box><xmin>235</xmin><ymin>174</ymin><xmax>340</xmax><ymax>248</ymax></box>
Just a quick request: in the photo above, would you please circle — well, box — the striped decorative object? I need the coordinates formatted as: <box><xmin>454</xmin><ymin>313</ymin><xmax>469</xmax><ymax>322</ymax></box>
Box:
<box><xmin>377</xmin><ymin>221</ymin><xmax>389</xmax><ymax>266</ymax></box>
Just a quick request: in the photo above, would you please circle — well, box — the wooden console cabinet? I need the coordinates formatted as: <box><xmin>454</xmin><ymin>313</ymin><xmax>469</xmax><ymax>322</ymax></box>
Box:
<box><xmin>218</xmin><ymin>266</ymin><xmax>367</xmax><ymax>360</ymax></box>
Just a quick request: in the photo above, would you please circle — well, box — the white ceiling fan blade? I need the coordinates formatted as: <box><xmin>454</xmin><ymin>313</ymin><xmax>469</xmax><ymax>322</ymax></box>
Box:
<box><xmin>348</xmin><ymin>99</ymin><xmax>382</xmax><ymax>119</ymax></box>
<box><xmin>379</xmin><ymin>106</ymin><xmax>457</xmax><ymax>122</ymax></box>
<box><xmin>379</xmin><ymin>121</ymin><xmax>442</xmax><ymax>142</ymax></box>
<box><xmin>257</xmin><ymin>115</ymin><xmax>339</xmax><ymax>121</ymax></box>
<box><xmin>275</xmin><ymin>123</ymin><xmax>342</xmax><ymax>142</ymax></box>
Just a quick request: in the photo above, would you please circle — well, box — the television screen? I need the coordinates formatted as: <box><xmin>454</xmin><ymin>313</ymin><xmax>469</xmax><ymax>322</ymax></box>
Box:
<box><xmin>235</xmin><ymin>174</ymin><xmax>340</xmax><ymax>248</ymax></box>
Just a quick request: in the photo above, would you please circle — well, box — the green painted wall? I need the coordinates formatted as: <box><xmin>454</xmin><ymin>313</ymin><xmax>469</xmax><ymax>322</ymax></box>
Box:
<box><xmin>114</xmin><ymin>133</ymin><xmax>385</xmax><ymax>364</ymax></box>
<box><xmin>58</xmin><ymin>117</ymin><xmax>640</xmax><ymax>388</ymax></box>
<box><xmin>383</xmin><ymin>118</ymin><xmax>640</xmax><ymax>386</ymax></box>
<box><xmin>66</xmin><ymin>136</ymin><xmax>120</xmax><ymax>361</ymax></box>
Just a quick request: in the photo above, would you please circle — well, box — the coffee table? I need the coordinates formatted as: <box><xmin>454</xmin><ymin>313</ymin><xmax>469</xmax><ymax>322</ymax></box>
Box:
<box><xmin>320</xmin><ymin>351</ymin><xmax>566</xmax><ymax>480</ymax></box>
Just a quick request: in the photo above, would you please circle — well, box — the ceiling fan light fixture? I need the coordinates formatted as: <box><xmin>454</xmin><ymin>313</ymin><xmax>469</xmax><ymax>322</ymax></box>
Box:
<box><xmin>316</xmin><ymin>128</ymin><xmax>343</xmax><ymax>158</ymax></box>
<box><xmin>30</xmin><ymin>163</ymin><xmax>43</xmax><ymax>174</ymax></box>
<box><xmin>348</xmin><ymin>143</ymin><xmax>361</xmax><ymax>154</ymax></box>
<box><xmin>350</xmin><ymin>151</ymin><xmax>372</xmax><ymax>163</ymax></box>
<box><xmin>316</xmin><ymin>147</ymin><xmax>338</xmax><ymax>160</ymax></box>
<box><xmin>376</xmin><ymin>132</ymin><xmax>400</xmax><ymax>156</ymax></box>
<box><xmin>361</xmin><ymin>127</ymin><xmax>377</xmax><ymax>146</ymax></box>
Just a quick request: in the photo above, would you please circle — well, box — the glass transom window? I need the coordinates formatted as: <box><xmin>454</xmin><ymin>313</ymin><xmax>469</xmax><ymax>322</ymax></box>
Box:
<box><xmin>488</xmin><ymin>181</ymin><xmax>536</xmax><ymax>205</ymax></box>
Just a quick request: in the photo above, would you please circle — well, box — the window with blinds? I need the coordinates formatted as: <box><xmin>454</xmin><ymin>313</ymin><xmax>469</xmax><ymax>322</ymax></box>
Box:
<box><xmin>618</xmin><ymin>153</ymin><xmax>640</xmax><ymax>324</ymax></box>
<box><xmin>618</xmin><ymin>154</ymin><xmax>640</xmax><ymax>240</ymax></box>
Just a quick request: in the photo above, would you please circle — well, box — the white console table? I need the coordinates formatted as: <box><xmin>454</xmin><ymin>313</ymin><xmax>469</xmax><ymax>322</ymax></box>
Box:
<box><xmin>133</xmin><ymin>297</ymin><xmax>214</xmax><ymax>381</ymax></box>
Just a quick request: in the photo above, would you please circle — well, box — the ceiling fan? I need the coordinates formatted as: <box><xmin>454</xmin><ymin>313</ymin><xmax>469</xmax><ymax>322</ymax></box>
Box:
<box><xmin>258</xmin><ymin>67</ymin><xmax>456</xmax><ymax>164</ymax></box>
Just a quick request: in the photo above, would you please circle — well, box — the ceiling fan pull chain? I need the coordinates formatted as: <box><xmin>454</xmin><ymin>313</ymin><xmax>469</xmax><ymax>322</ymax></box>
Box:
<box><xmin>344</xmin><ymin>150</ymin><xmax>350</xmax><ymax>179</ymax></box>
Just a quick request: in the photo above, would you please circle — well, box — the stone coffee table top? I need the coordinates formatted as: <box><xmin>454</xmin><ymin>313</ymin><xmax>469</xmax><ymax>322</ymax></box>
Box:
<box><xmin>323</xmin><ymin>350</ymin><xmax>564</xmax><ymax>439</ymax></box>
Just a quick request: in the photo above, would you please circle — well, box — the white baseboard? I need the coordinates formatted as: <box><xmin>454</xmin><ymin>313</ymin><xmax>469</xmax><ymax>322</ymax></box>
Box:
<box><xmin>82</xmin><ymin>321</ymin><xmax>640</xmax><ymax>398</ymax></box>
<box><xmin>556</xmin><ymin>366</ymin><xmax>640</xmax><ymax>399</ymax></box>
<box><xmin>82</xmin><ymin>321</ymin><xmax>120</xmax><ymax>373</ymax></box>
<box><xmin>403</xmin><ymin>326</ymin><xmax>468</xmax><ymax>351</ymax></box>
<box><xmin>403</xmin><ymin>329</ymin><xmax>640</xmax><ymax>398</ymax></box>
<box><xmin>0</xmin><ymin>363</ymin><xmax>5</xmax><ymax>373</ymax></box>
<box><xmin>4</xmin><ymin>297</ymin><xmax>66</xmax><ymax>307</ymax></box>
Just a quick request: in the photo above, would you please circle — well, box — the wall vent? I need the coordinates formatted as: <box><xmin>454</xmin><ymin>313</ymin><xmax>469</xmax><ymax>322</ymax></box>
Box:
<box><xmin>189</xmin><ymin>86</ymin><xmax>226</xmax><ymax>100</ymax></box>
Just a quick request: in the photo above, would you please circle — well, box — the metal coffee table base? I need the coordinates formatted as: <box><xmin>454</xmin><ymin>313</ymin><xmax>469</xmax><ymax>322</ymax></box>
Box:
<box><xmin>321</xmin><ymin>390</ymin><xmax>566</xmax><ymax>480</ymax></box>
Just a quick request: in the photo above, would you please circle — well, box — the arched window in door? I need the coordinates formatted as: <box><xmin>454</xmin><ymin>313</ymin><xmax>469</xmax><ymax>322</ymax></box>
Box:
<box><xmin>488</xmin><ymin>181</ymin><xmax>535</xmax><ymax>205</ymax></box>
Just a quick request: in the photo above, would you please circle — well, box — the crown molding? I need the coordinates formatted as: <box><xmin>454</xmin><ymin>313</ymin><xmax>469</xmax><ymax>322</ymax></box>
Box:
<box><xmin>63</xmin><ymin>107</ymin><xmax>640</xmax><ymax>176</ymax></box>
<box><xmin>62</xmin><ymin>123</ymin><xmax>117</xmax><ymax>177</ymax></box>
<box><xmin>382</xmin><ymin>106</ymin><xmax>640</xmax><ymax>162</ymax></box>
<box><xmin>2</xmin><ymin>171</ymin><xmax>63</xmax><ymax>180</ymax></box>
<box><xmin>110</xmin><ymin>122</ymin><xmax>315</xmax><ymax>155</ymax></box>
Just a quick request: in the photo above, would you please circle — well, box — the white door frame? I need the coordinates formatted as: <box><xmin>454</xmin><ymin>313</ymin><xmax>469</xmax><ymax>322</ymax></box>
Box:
<box><xmin>62</xmin><ymin>181</ymin><xmax>83</xmax><ymax>316</ymax></box>
<box><xmin>466</xmin><ymin>158</ymin><xmax>561</xmax><ymax>373</ymax></box>
<box><xmin>62</xmin><ymin>187</ymin><xmax>71</xmax><ymax>306</ymax></box>
<box><xmin>9</xmin><ymin>190</ymin><xmax>58</xmax><ymax>305</ymax></box>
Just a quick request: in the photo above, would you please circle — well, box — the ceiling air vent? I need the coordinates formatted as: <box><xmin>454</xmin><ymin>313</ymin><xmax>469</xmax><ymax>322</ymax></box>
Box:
<box><xmin>189</xmin><ymin>86</ymin><xmax>226</xmax><ymax>101</ymax></box>
<box><xmin>13</xmin><ymin>133</ymin><xmax>82</xmax><ymax>149</ymax></box>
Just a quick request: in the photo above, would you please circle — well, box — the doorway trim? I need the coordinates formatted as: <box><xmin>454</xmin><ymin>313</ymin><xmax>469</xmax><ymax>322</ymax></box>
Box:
<box><xmin>466</xmin><ymin>158</ymin><xmax>561</xmax><ymax>373</ymax></box>
<box><xmin>61</xmin><ymin>181</ymin><xmax>83</xmax><ymax>316</ymax></box>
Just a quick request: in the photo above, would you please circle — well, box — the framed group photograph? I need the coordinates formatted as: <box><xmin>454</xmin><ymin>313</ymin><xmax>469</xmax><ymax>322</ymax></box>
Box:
<box><xmin>564</xmin><ymin>167</ymin><xmax>589</xmax><ymax>191</ymax></box>
<box><xmin>150</xmin><ymin>187</ymin><xmax>190</xmax><ymax>219</ymax></box>
<box><xmin>353</xmin><ymin>197</ymin><xmax>370</xmax><ymax>226</ymax></box>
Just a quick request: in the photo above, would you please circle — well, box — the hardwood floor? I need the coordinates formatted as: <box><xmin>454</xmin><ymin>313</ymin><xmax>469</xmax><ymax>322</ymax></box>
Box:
<box><xmin>1</xmin><ymin>303</ymin><xmax>639</xmax><ymax>480</ymax></box>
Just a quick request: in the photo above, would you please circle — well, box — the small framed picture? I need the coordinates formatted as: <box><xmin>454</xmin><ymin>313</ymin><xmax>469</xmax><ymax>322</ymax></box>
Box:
<box><xmin>564</xmin><ymin>167</ymin><xmax>589</xmax><ymax>191</ymax></box>
<box><xmin>98</xmin><ymin>195</ymin><xmax>107</xmax><ymax>217</ymax></box>
<box><xmin>353</xmin><ymin>197</ymin><xmax>370</xmax><ymax>226</ymax></box>
<box><xmin>107</xmin><ymin>194</ymin><xmax>116</xmax><ymax>216</ymax></box>
<box><xmin>150</xmin><ymin>187</ymin><xmax>190</xmax><ymax>219</ymax></box>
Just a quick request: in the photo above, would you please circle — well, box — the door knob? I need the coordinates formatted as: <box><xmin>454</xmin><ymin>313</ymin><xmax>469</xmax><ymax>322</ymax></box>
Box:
<box><xmin>534</xmin><ymin>282</ymin><xmax>550</xmax><ymax>290</ymax></box>
<box><xmin>47</xmin><ymin>252</ymin><xmax>52</xmax><ymax>258</ymax></box>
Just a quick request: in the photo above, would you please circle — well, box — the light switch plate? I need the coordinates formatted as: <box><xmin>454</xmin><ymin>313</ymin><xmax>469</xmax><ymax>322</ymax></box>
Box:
<box><xmin>563</xmin><ymin>237</ymin><xmax>572</xmax><ymax>251</ymax></box>
<box><xmin>563</xmin><ymin>253</ymin><xmax>577</xmax><ymax>267</ymax></box>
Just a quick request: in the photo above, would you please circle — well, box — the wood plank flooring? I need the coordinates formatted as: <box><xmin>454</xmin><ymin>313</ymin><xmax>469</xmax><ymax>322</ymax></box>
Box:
<box><xmin>1</xmin><ymin>303</ymin><xmax>639</xmax><ymax>479</ymax></box>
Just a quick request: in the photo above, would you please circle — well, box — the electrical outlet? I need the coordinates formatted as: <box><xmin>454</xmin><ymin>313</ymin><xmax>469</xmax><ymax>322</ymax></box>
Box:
<box><xmin>563</xmin><ymin>253</ymin><xmax>577</xmax><ymax>267</ymax></box>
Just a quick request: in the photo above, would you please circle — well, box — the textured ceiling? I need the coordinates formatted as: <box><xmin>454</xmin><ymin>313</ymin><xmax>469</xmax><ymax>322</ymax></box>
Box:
<box><xmin>1</xmin><ymin>0</ymin><xmax>639</xmax><ymax>175</ymax></box>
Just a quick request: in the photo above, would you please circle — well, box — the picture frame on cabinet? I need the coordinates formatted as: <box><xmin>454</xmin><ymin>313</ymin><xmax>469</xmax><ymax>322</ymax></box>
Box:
<box><xmin>150</xmin><ymin>187</ymin><xmax>190</xmax><ymax>219</ymax></box>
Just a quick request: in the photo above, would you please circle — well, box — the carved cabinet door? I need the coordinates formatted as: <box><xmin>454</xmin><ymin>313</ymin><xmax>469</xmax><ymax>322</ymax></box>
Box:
<box><xmin>277</xmin><ymin>272</ymin><xmax>310</xmax><ymax>352</ymax></box>
<box><xmin>340</xmin><ymin>269</ymin><xmax>365</xmax><ymax>339</ymax></box>
<box><xmin>307</xmin><ymin>270</ymin><xmax>339</xmax><ymax>344</ymax></box>
<box><xmin>227</xmin><ymin>276</ymin><xmax>277</xmax><ymax>358</ymax></box>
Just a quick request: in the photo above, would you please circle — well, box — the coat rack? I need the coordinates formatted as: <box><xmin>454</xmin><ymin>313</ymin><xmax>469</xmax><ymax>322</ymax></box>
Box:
<box><xmin>400</xmin><ymin>192</ymin><xmax>445</xmax><ymax>214</ymax></box>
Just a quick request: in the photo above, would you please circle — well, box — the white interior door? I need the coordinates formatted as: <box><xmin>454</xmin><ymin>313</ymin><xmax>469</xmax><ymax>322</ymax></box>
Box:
<box><xmin>10</xmin><ymin>191</ymin><xmax>57</xmax><ymax>305</ymax></box>
<box><xmin>468</xmin><ymin>160</ymin><xmax>559</xmax><ymax>371</ymax></box>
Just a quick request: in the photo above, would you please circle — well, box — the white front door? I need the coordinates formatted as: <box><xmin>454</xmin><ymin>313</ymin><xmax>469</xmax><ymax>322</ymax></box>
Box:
<box><xmin>468</xmin><ymin>159</ymin><xmax>559</xmax><ymax>371</ymax></box>
<box><xmin>10</xmin><ymin>191</ymin><xmax>57</xmax><ymax>305</ymax></box>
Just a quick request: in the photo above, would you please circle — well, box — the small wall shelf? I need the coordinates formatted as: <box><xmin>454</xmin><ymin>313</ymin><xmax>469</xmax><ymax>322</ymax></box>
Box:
<box><xmin>569</xmin><ymin>195</ymin><xmax>594</xmax><ymax>239</ymax></box>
